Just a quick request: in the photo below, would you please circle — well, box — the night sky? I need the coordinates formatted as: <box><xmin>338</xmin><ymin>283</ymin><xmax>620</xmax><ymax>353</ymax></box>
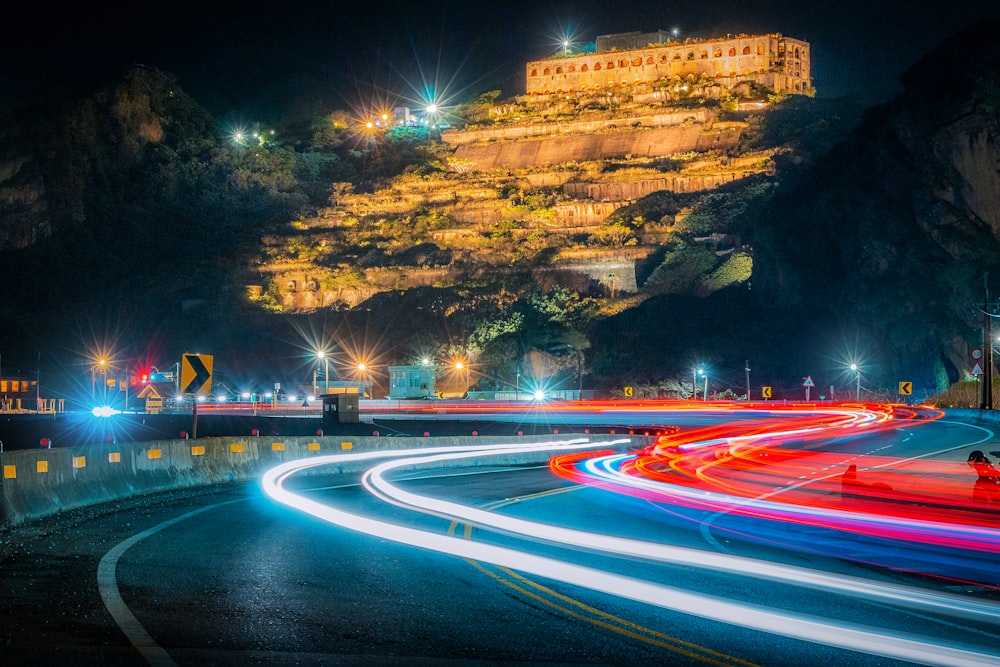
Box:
<box><xmin>3</xmin><ymin>0</ymin><xmax>998</xmax><ymax>119</ymax></box>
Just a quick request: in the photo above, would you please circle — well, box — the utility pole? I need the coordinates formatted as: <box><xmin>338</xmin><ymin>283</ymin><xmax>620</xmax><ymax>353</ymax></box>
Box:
<box><xmin>744</xmin><ymin>360</ymin><xmax>751</xmax><ymax>400</ymax></box>
<box><xmin>984</xmin><ymin>272</ymin><xmax>994</xmax><ymax>410</ymax></box>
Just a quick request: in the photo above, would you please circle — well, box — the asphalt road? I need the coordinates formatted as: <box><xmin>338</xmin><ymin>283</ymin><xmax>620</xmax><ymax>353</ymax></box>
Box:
<box><xmin>1</xmin><ymin>410</ymin><xmax>998</xmax><ymax>666</ymax></box>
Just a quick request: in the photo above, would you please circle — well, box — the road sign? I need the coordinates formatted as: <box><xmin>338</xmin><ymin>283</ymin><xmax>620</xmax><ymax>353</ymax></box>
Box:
<box><xmin>802</xmin><ymin>376</ymin><xmax>814</xmax><ymax>387</ymax></box>
<box><xmin>762</xmin><ymin>386</ymin><xmax>772</xmax><ymax>399</ymax></box>
<box><xmin>971</xmin><ymin>347</ymin><xmax>983</xmax><ymax>360</ymax></box>
<box><xmin>624</xmin><ymin>386</ymin><xmax>634</xmax><ymax>398</ymax></box>
<box><xmin>180</xmin><ymin>354</ymin><xmax>213</xmax><ymax>396</ymax></box>
<box><xmin>898</xmin><ymin>381</ymin><xmax>912</xmax><ymax>396</ymax></box>
<box><xmin>972</xmin><ymin>361</ymin><xmax>985</xmax><ymax>376</ymax></box>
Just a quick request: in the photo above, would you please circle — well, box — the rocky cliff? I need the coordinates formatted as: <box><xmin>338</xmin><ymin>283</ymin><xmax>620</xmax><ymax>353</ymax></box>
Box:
<box><xmin>751</xmin><ymin>19</ymin><xmax>1000</xmax><ymax>392</ymax></box>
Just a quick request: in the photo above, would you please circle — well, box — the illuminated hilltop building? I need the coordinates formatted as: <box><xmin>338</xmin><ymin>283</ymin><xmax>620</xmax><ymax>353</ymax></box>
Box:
<box><xmin>526</xmin><ymin>31</ymin><xmax>810</xmax><ymax>96</ymax></box>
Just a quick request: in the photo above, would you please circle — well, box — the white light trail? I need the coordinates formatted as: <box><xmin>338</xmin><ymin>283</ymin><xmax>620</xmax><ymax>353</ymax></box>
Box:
<box><xmin>361</xmin><ymin>449</ymin><xmax>1000</xmax><ymax>625</ymax></box>
<box><xmin>261</xmin><ymin>439</ymin><xmax>1000</xmax><ymax>666</ymax></box>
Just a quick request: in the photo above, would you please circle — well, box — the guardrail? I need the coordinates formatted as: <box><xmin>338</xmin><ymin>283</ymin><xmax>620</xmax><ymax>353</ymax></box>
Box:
<box><xmin>0</xmin><ymin>433</ymin><xmax>648</xmax><ymax>529</ymax></box>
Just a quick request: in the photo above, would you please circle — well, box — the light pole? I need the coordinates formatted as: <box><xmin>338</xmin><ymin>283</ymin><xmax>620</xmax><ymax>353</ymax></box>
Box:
<box><xmin>850</xmin><ymin>363</ymin><xmax>861</xmax><ymax>401</ymax></box>
<box><xmin>455</xmin><ymin>360</ymin><xmax>469</xmax><ymax>396</ymax></box>
<box><xmin>316</xmin><ymin>350</ymin><xmax>329</xmax><ymax>396</ymax></box>
<box><xmin>745</xmin><ymin>360</ymin><xmax>751</xmax><ymax>400</ymax></box>
<box><xmin>358</xmin><ymin>362</ymin><xmax>370</xmax><ymax>398</ymax></box>
<box><xmin>699</xmin><ymin>368</ymin><xmax>708</xmax><ymax>401</ymax></box>
<box><xmin>98</xmin><ymin>359</ymin><xmax>108</xmax><ymax>403</ymax></box>
<box><xmin>693</xmin><ymin>367</ymin><xmax>700</xmax><ymax>399</ymax></box>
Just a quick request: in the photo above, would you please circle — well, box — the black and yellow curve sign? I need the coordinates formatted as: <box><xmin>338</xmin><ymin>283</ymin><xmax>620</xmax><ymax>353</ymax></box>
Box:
<box><xmin>181</xmin><ymin>354</ymin><xmax>213</xmax><ymax>396</ymax></box>
<box><xmin>624</xmin><ymin>386</ymin><xmax>634</xmax><ymax>398</ymax></box>
<box><xmin>898</xmin><ymin>381</ymin><xmax>912</xmax><ymax>396</ymax></box>
<box><xmin>762</xmin><ymin>386</ymin><xmax>772</xmax><ymax>399</ymax></box>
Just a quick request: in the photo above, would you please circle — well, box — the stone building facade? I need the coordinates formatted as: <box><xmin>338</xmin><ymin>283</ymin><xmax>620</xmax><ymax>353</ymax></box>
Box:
<box><xmin>526</xmin><ymin>32</ymin><xmax>810</xmax><ymax>96</ymax></box>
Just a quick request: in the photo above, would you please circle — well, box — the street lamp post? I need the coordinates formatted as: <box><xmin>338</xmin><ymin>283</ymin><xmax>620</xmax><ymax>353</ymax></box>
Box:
<box><xmin>316</xmin><ymin>350</ymin><xmax>329</xmax><ymax>396</ymax></box>
<box><xmin>98</xmin><ymin>359</ymin><xmax>108</xmax><ymax>403</ymax></box>
<box><xmin>745</xmin><ymin>360</ymin><xmax>751</xmax><ymax>400</ymax></box>
<box><xmin>699</xmin><ymin>368</ymin><xmax>708</xmax><ymax>401</ymax></box>
<box><xmin>358</xmin><ymin>362</ymin><xmax>370</xmax><ymax>398</ymax></box>
<box><xmin>850</xmin><ymin>363</ymin><xmax>861</xmax><ymax>401</ymax></box>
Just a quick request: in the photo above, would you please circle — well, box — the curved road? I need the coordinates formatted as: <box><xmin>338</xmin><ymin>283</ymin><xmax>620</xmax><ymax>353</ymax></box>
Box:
<box><xmin>1</xmin><ymin>406</ymin><xmax>999</xmax><ymax>666</ymax></box>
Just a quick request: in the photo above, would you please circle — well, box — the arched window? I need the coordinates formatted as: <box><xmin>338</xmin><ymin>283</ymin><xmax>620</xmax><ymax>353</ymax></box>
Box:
<box><xmin>581</xmin><ymin>64</ymin><xmax>589</xmax><ymax>72</ymax></box>
<box><xmin>795</xmin><ymin>48</ymin><xmax>800</xmax><ymax>58</ymax></box>
<box><xmin>729</xmin><ymin>71</ymin><xmax>736</xmax><ymax>77</ymax></box>
<box><xmin>556</xmin><ymin>66</ymin><xmax>563</xmax><ymax>74</ymax></box>
<box><xmin>543</xmin><ymin>67</ymin><xmax>550</xmax><ymax>75</ymax></box>
<box><xmin>757</xmin><ymin>43</ymin><xmax>765</xmax><ymax>55</ymax></box>
<box><xmin>286</xmin><ymin>281</ymin><xmax>297</xmax><ymax>290</ymax></box>
<box><xmin>632</xmin><ymin>57</ymin><xmax>642</xmax><ymax>66</ymax></box>
<box><xmin>728</xmin><ymin>47</ymin><xmax>736</xmax><ymax>57</ymax></box>
<box><xmin>700</xmin><ymin>50</ymin><xmax>708</xmax><ymax>59</ymax></box>
<box><xmin>714</xmin><ymin>47</ymin><xmax>722</xmax><ymax>57</ymax></box>
<box><xmin>660</xmin><ymin>54</ymin><xmax>668</xmax><ymax>63</ymax></box>
<box><xmin>687</xmin><ymin>51</ymin><xmax>694</xmax><ymax>60</ymax></box>
<box><xmin>742</xmin><ymin>45</ymin><xmax>751</xmax><ymax>55</ymax></box>
<box><xmin>568</xmin><ymin>65</ymin><xmax>576</xmax><ymax>72</ymax></box>
<box><xmin>530</xmin><ymin>69</ymin><xmax>538</xmax><ymax>76</ymax></box>
<box><xmin>646</xmin><ymin>56</ymin><xmax>653</xmax><ymax>65</ymax></box>
<box><xmin>673</xmin><ymin>52</ymin><xmax>681</xmax><ymax>60</ymax></box>
<box><xmin>619</xmin><ymin>59</ymin><xmax>627</xmax><ymax>68</ymax></box>
<box><xmin>594</xmin><ymin>63</ymin><xmax>601</xmax><ymax>70</ymax></box>
<box><xmin>607</xmin><ymin>61</ymin><xmax>615</xmax><ymax>69</ymax></box>
<box><xmin>715</xmin><ymin>72</ymin><xmax>723</xmax><ymax>78</ymax></box>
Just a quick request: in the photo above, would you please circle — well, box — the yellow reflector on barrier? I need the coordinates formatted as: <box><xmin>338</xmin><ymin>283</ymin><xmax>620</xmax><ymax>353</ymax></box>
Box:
<box><xmin>109</xmin><ymin>452</ymin><xmax>121</xmax><ymax>463</ymax></box>
<box><xmin>230</xmin><ymin>443</ymin><xmax>245</xmax><ymax>453</ymax></box>
<box><xmin>308</xmin><ymin>442</ymin><xmax>321</xmax><ymax>451</ymax></box>
<box><xmin>341</xmin><ymin>441</ymin><xmax>353</xmax><ymax>450</ymax></box>
<box><xmin>3</xmin><ymin>465</ymin><xmax>16</xmax><ymax>479</ymax></box>
<box><xmin>37</xmin><ymin>460</ymin><xmax>49</xmax><ymax>473</ymax></box>
<box><xmin>191</xmin><ymin>445</ymin><xmax>205</xmax><ymax>456</ymax></box>
<box><xmin>271</xmin><ymin>442</ymin><xmax>285</xmax><ymax>451</ymax></box>
<box><xmin>72</xmin><ymin>456</ymin><xmax>86</xmax><ymax>469</ymax></box>
<box><xmin>147</xmin><ymin>449</ymin><xmax>162</xmax><ymax>459</ymax></box>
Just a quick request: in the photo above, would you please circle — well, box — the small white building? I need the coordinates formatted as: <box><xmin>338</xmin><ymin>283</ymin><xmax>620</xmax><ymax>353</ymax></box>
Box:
<box><xmin>388</xmin><ymin>365</ymin><xmax>436</xmax><ymax>400</ymax></box>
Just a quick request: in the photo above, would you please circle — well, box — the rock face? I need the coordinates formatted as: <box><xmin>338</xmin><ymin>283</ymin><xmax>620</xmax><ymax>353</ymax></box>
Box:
<box><xmin>451</xmin><ymin>123</ymin><xmax>742</xmax><ymax>171</ymax></box>
<box><xmin>750</xmin><ymin>19</ymin><xmax>1000</xmax><ymax>392</ymax></box>
<box><xmin>0</xmin><ymin>131</ymin><xmax>51</xmax><ymax>251</ymax></box>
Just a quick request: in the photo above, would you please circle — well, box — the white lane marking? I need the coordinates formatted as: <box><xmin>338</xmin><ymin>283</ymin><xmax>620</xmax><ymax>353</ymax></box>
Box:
<box><xmin>264</xmin><ymin>443</ymin><xmax>1000</xmax><ymax>667</ymax></box>
<box><xmin>97</xmin><ymin>500</ymin><xmax>242</xmax><ymax>666</ymax></box>
<box><xmin>97</xmin><ymin>440</ymin><xmax>595</xmax><ymax>665</ymax></box>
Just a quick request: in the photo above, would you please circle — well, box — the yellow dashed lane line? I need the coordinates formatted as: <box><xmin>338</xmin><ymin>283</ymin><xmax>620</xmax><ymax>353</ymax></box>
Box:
<box><xmin>449</xmin><ymin>486</ymin><xmax>759</xmax><ymax>667</ymax></box>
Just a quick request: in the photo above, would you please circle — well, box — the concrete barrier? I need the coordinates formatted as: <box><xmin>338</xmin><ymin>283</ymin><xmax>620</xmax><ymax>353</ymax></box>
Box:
<box><xmin>0</xmin><ymin>434</ymin><xmax>648</xmax><ymax>528</ymax></box>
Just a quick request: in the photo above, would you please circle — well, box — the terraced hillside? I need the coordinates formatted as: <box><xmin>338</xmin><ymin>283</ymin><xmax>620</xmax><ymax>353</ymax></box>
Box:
<box><xmin>253</xmin><ymin>90</ymin><xmax>780</xmax><ymax>312</ymax></box>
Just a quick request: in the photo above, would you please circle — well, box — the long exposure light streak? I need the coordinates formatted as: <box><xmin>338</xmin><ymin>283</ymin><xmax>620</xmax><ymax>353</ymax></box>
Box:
<box><xmin>547</xmin><ymin>403</ymin><xmax>1000</xmax><ymax>586</ymax></box>
<box><xmin>360</xmin><ymin>448</ymin><xmax>1000</xmax><ymax>625</ymax></box>
<box><xmin>261</xmin><ymin>434</ymin><xmax>1000</xmax><ymax>666</ymax></box>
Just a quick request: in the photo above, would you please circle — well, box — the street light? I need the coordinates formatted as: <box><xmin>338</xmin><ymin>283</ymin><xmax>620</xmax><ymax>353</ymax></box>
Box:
<box><xmin>698</xmin><ymin>368</ymin><xmax>708</xmax><ymax>401</ymax></box>
<box><xmin>850</xmin><ymin>364</ymin><xmax>861</xmax><ymax>401</ymax></box>
<box><xmin>693</xmin><ymin>367</ymin><xmax>702</xmax><ymax>399</ymax></box>
<box><xmin>316</xmin><ymin>350</ymin><xmax>330</xmax><ymax>396</ymax></box>
<box><xmin>357</xmin><ymin>362</ymin><xmax>372</xmax><ymax>398</ymax></box>
<box><xmin>93</xmin><ymin>358</ymin><xmax>108</xmax><ymax>403</ymax></box>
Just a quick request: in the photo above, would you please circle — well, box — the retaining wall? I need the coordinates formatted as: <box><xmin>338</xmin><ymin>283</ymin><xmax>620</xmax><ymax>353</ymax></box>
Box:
<box><xmin>0</xmin><ymin>434</ymin><xmax>646</xmax><ymax>528</ymax></box>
